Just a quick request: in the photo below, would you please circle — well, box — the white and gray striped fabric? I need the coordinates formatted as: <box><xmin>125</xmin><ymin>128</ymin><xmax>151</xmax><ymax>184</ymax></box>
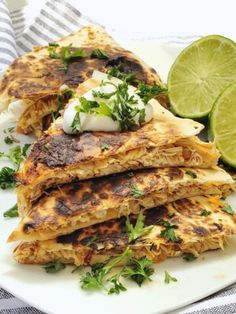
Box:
<box><xmin>0</xmin><ymin>0</ymin><xmax>236</xmax><ymax>313</ymax></box>
<box><xmin>0</xmin><ymin>0</ymin><xmax>95</xmax><ymax>70</ymax></box>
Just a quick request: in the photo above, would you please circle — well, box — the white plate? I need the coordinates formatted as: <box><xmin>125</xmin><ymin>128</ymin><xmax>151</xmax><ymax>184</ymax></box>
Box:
<box><xmin>0</xmin><ymin>43</ymin><xmax>236</xmax><ymax>314</ymax></box>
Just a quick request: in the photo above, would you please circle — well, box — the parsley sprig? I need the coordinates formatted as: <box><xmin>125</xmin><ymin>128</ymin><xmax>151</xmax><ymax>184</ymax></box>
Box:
<box><xmin>79</xmin><ymin>213</ymin><xmax>155</xmax><ymax>294</ymax></box>
<box><xmin>0</xmin><ymin>145</ymin><xmax>28</xmax><ymax>169</ymax></box>
<box><xmin>48</xmin><ymin>43</ymin><xmax>87</xmax><ymax>70</ymax></box>
<box><xmin>122</xmin><ymin>256</ymin><xmax>154</xmax><ymax>287</ymax></box>
<box><xmin>125</xmin><ymin>212</ymin><xmax>153</xmax><ymax>243</ymax></box>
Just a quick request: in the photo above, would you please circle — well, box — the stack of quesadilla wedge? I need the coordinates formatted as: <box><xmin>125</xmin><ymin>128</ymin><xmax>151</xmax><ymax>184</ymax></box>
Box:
<box><xmin>6</xmin><ymin>27</ymin><xmax>236</xmax><ymax>279</ymax></box>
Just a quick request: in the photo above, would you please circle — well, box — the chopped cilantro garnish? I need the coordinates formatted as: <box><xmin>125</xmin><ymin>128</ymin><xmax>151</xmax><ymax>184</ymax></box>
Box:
<box><xmin>80</xmin><ymin>248</ymin><xmax>132</xmax><ymax>293</ymax></box>
<box><xmin>200</xmin><ymin>209</ymin><xmax>211</xmax><ymax>216</ymax></box>
<box><xmin>22</xmin><ymin>144</ymin><xmax>31</xmax><ymax>157</ymax></box>
<box><xmin>0</xmin><ymin>144</ymin><xmax>31</xmax><ymax>169</ymax></box>
<box><xmin>3</xmin><ymin>203</ymin><xmax>18</xmax><ymax>218</ymax></box>
<box><xmin>52</xmin><ymin>89</ymin><xmax>75</xmax><ymax>121</ymax></box>
<box><xmin>43</xmin><ymin>261</ymin><xmax>65</xmax><ymax>273</ymax></box>
<box><xmin>84</xmin><ymin>235</ymin><xmax>98</xmax><ymax>246</ymax></box>
<box><xmin>158</xmin><ymin>219</ymin><xmax>179</xmax><ymax>242</ymax></box>
<box><xmin>136</xmin><ymin>82</ymin><xmax>167</xmax><ymax>104</ymax></box>
<box><xmin>71</xmin><ymin>112</ymin><xmax>81</xmax><ymax>132</ymax></box>
<box><xmin>4</xmin><ymin>136</ymin><xmax>14</xmax><ymax>145</ymax></box>
<box><xmin>125</xmin><ymin>212</ymin><xmax>153</xmax><ymax>243</ymax></box>
<box><xmin>48</xmin><ymin>43</ymin><xmax>87</xmax><ymax>69</ymax></box>
<box><xmin>91</xmin><ymin>49</ymin><xmax>109</xmax><ymax>59</ymax></box>
<box><xmin>222</xmin><ymin>204</ymin><xmax>235</xmax><ymax>215</ymax></box>
<box><xmin>122</xmin><ymin>256</ymin><xmax>154</xmax><ymax>287</ymax></box>
<box><xmin>100</xmin><ymin>143</ymin><xmax>110</xmax><ymax>152</ymax></box>
<box><xmin>130</xmin><ymin>185</ymin><xmax>144</xmax><ymax>198</ymax></box>
<box><xmin>3</xmin><ymin>127</ymin><xmax>15</xmax><ymax>134</ymax></box>
<box><xmin>183</xmin><ymin>253</ymin><xmax>198</xmax><ymax>262</ymax></box>
<box><xmin>164</xmin><ymin>271</ymin><xmax>177</xmax><ymax>284</ymax></box>
<box><xmin>92</xmin><ymin>89</ymin><xmax>116</xmax><ymax>99</ymax></box>
<box><xmin>185</xmin><ymin>170</ymin><xmax>197</xmax><ymax>179</ymax></box>
<box><xmin>71</xmin><ymin>80</ymin><xmax>147</xmax><ymax>132</ymax></box>
<box><xmin>0</xmin><ymin>167</ymin><xmax>15</xmax><ymax>189</ymax></box>
<box><xmin>80</xmin><ymin>248</ymin><xmax>155</xmax><ymax>294</ymax></box>
<box><xmin>107</xmin><ymin>63</ymin><xmax>136</xmax><ymax>82</ymax></box>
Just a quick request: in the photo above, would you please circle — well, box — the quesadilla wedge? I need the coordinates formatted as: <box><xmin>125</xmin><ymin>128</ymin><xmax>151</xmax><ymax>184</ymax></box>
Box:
<box><xmin>0</xmin><ymin>25</ymin><xmax>167</xmax><ymax>135</ymax></box>
<box><xmin>16</xmin><ymin>86</ymin><xmax>219</xmax><ymax>216</ymax></box>
<box><xmin>13</xmin><ymin>195</ymin><xmax>236</xmax><ymax>266</ymax></box>
<box><xmin>9</xmin><ymin>167</ymin><xmax>234</xmax><ymax>242</ymax></box>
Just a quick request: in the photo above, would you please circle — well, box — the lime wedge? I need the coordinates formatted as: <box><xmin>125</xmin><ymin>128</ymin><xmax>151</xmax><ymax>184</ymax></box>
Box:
<box><xmin>168</xmin><ymin>35</ymin><xmax>236</xmax><ymax>118</ymax></box>
<box><xmin>210</xmin><ymin>83</ymin><xmax>236</xmax><ymax>168</ymax></box>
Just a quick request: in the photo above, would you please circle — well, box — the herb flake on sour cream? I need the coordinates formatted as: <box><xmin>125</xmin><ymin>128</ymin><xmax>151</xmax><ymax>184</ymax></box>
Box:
<box><xmin>63</xmin><ymin>79</ymin><xmax>153</xmax><ymax>134</ymax></box>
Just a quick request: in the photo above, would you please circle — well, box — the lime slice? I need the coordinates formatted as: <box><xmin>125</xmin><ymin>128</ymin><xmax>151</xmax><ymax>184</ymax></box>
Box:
<box><xmin>168</xmin><ymin>35</ymin><xmax>236</xmax><ymax>118</ymax></box>
<box><xmin>210</xmin><ymin>83</ymin><xmax>236</xmax><ymax>168</ymax></box>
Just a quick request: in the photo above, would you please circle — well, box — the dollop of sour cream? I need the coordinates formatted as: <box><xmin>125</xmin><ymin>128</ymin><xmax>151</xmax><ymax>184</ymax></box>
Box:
<box><xmin>8</xmin><ymin>99</ymin><xmax>28</xmax><ymax>122</ymax></box>
<box><xmin>63</xmin><ymin>74</ymin><xmax>153</xmax><ymax>134</ymax></box>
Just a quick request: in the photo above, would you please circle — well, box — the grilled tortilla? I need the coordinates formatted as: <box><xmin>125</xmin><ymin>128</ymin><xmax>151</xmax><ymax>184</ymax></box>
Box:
<box><xmin>13</xmin><ymin>195</ymin><xmax>236</xmax><ymax>266</ymax></box>
<box><xmin>9</xmin><ymin>167</ymin><xmax>234</xmax><ymax>242</ymax></box>
<box><xmin>16</xmin><ymin>90</ymin><xmax>219</xmax><ymax>216</ymax></box>
<box><xmin>0</xmin><ymin>25</ymin><xmax>167</xmax><ymax>135</ymax></box>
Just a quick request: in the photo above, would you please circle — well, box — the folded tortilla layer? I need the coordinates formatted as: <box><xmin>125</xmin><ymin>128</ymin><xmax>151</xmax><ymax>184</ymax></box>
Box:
<box><xmin>0</xmin><ymin>25</ymin><xmax>167</xmax><ymax>135</ymax></box>
<box><xmin>14</xmin><ymin>195</ymin><xmax>236</xmax><ymax>266</ymax></box>
<box><xmin>9</xmin><ymin>167</ymin><xmax>234</xmax><ymax>242</ymax></box>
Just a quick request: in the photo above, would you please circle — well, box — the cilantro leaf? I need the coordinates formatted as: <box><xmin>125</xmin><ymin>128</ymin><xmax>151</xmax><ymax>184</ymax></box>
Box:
<box><xmin>4</xmin><ymin>136</ymin><xmax>14</xmax><ymax>145</ymax></box>
<box><xmin>158</xmin><ymin>219</ymin><xmax>179</xmax><ymax>242</ymax></box>
<box><xmin>222</xmin><ymin>204</ymin><xmax>235</xmax><ymax>215</ymax></box>
<box><xmin>22</xmin><ymin>144</ymin><xmax>31</xmax><ymax>157</ymax></box>
<box><xmin>92</xmin><ymin>89</ymin><xmax>116</xmax><ymax>99</ymax></box>
<box><xmin>48</xmin><ymin>43</ymin><xmax>87</xmax><ymax>69</ymax></box>
<box><xmin>71</xmin><ymin>265</ymin><xmax>83</xmax><ymax>273</ymax></box>
<box><xmin>43</xmin><ymin>261</ymin><xmax>65</xmax><ymax>273</ymax></box>
<box><xmin>183</xmin><ymin>253</ymin><xmax>198</xmax><ymax>262</ymax></box>
<box><xmin>108</xmin><ymin>279</ymin><xmax>127</xmax><ymax>295</ymax></box>
<box><xmin>136</xmin><ymin>82</ymin><xmax>167</xmax><ymax>104</ymax></box>
<box><xmin>164</xmin><ymin>271</ymin><xmax>177</xmax><ymax>284</ymax></box>
<box><xmin>3</xmin><ymin>203</ymin><xmax>18</xmax><ymax>218</ymax></box>
<box><xmin>80</xmin><ymin>248</ymin><xmax>132</xmax><ymax>293</ymax></box>
<box><xmin>100</xmin><ymin>143</ymin><xmax>109</xmax><ymax>152</ymax></box>
<box><xmin>122</xmin><ymin>256</ymin><xmax>154</xmax><ymax>286</ymax></box>
<box><xmin>0</xmin><ymin>146</ymin><xmax>23</xmax><ymax>169</ymax></box>
<box><xmin>130</xmin><ymin>185</ymin><xmax>144</xmax><ymax>198</ymax></box>
<box><xmin>185</xmin><ymin>170</ymin><xmax>197</xmax><ymax>179</ymax></box>
<box><xmin>91</xmin><ymin>49</ymin><xmax>109</xmax><ymax>59</ymax></box>
<box><xmin>125</xmin><ymin>212</ymin><xmax>153</xmax><ymax>243</ymax></box>
<box><xmin>107</xmin><ymin>63</ymin><xmax>136</xmax><ymax>82</ymax></box>
<box><xmin>71</xmin><ymin>112</ymin><xmax>81</xmax><ymax>132</ymax></box>
<box><xmin>0</xmin><ymin>167</ymin><xmax>15</xmax><ymax>189</ymax></box>
<box><xmin>200</xmin><ymin>209</ymin><xmax>211</xmax><ymax>216</ymax></box>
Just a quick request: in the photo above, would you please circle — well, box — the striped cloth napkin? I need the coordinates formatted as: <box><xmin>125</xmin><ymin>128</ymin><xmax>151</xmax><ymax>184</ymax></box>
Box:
<box><xmin>0</xmin><ymin>0</ymin><xmax>236</xmax><ymax>313</ymax></box>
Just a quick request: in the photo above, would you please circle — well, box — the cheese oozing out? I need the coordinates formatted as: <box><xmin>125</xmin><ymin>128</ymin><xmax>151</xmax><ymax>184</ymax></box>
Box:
<box><xmin>63</xmin><ymin>71</ymin><xmax>154</xmax><ymax>134</ymax></box>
